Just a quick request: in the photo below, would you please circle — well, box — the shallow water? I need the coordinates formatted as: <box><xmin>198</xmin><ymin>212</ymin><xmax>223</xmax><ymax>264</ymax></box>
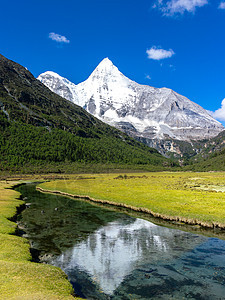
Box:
<box><xmin>16</xmin><ymin>183</ymin><xmax>225</xmax><ymax>299</ymax></box>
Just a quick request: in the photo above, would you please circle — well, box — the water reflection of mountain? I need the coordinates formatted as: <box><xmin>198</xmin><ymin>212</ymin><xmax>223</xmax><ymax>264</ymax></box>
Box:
<box><xmin>52</xmin><ymin>218</ymin><xmax>206</xmax><ymax>295</ymax></box>
<box><xmin>113</xmin><ymin>238</ymin><xmax>225</xmax><ymax>299</ymax></box>
<box><xmin>17</xmin><ymin>183</ymin><xmax>127</xmax><ymax>254</ymax></box>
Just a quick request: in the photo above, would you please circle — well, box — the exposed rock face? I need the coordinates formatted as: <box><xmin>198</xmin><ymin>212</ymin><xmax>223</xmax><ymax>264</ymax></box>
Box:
<box><xmin>38</xmin><ymin>58</ymin><xmax>224</xmax><ymax>154</ymax></box>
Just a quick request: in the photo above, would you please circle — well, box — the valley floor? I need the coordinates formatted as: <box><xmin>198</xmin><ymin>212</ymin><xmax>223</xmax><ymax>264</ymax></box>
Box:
<box><xmin>1</xmin><ymin>171</ymin><xmax>225</xmax><ymax>299</ymax></box>
<box><xmin>38</xmin><ymin>172</ymin><xmax>225</xmax><ymax>230</ymax></box>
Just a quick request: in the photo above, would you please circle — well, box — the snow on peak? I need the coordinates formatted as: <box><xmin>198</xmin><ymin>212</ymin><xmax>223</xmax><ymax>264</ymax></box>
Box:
<box><xmin>37</xmin><ymin>58</ymin><xmax>224</xmax><ymax>142</ymax></box>
<box><xmin>88</xmin><ymin>57</ymin><xmax>124</xmax><ymax>81</ymax></box>
<box><xmin>38</xmin><ymin>70</ymin><xmax>78</xmax><ymax>103</ymax></box>
<box><xmin>75</xmin><ymin>58</ymin><xmax>136</xmax><ymax>111</ymax></box>
<box><xmin>97</xmin><ymin>57</ymin><xmax>114</xmax><ymax>69</ymax></box>
<box><xmin>38</xmin><ymin>71</ymin><xmax>64</xmax><ymax>81</ymax></box>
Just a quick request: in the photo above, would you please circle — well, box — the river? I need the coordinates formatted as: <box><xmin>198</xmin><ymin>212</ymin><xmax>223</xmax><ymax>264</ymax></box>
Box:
<box><xmin>16</xmin><ymin>183</ymin><xmax>225</xmax><ymax>299</ymax></box>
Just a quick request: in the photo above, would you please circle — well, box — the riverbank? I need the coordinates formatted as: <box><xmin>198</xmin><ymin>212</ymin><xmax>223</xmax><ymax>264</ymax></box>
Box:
<box><xmin>37</xmin><ymin>172</ymin><xmax>225</xmax><ymax>230</ymax></box>
<box><xmin>0</xmin><ymin>181</ymin><xmax>82</xmax><ymax>300</ymax></box>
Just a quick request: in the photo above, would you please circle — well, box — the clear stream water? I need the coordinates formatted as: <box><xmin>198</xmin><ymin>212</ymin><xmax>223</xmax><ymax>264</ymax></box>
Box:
<box><xmin>16</xmin><ymin>183</ymin><xmax>225</xmax><ymax>300</ymax></box>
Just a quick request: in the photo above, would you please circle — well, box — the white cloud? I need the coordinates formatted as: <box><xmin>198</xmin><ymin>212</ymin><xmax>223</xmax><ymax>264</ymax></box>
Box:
<box><xmin>218</xmin><ymin>1</ymin><xmax>225</xmax><ymax>9</ymax></box>
<box><xmin>153</xmin><ymin>0</ymin><xmax>208</xmax><ymax>16</ymax></box>
<box><xmin>145</xmin><ymin>74</ymin><xmax>151</xmax><ymax>80</ymax></box>
<box><xmin>146</xmin><ymin>46</ymin><xmax>175</xmax><ymax>60</ymax></box>
<box><xmin>209</xmin><ymin>99</ymin><xmax>225</xmax><ymax>121</ymax></box>
<box><xmin>49</xmin><ymin>32</ymin><xmax>70</xmax><ymax>43</ymax></box>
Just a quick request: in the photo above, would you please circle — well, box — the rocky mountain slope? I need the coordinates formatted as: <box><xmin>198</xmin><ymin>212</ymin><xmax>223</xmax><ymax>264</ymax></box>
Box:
<box><xmin>188</xmin><ymin>129</ymin><xmax>225</xmax><ymax>165</ymax></box>
<box><xmin>185</xmin><ymin>140</ymin><xmax>225</xmax><ymax>171</ymax></box>
<box><xmin>38</xmin><ymin>58</ymin><xmax>224</xmax><ymax>155</ymax></box>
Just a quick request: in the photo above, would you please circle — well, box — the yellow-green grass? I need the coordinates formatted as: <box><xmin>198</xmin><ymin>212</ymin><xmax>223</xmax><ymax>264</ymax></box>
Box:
<box><xmin>0</xmin><ymin>181</ymin><xmax>82</xmax><ymax>300</ymax></box>
<box><xmin>38</xmin><ymin>172</ymin><xmax>225</xmax><ymax>228</ymax></box>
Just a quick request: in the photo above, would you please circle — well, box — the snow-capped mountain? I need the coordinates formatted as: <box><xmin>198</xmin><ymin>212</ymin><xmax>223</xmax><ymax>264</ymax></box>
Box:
<box><xmin>38</xmin><ymin>58</ymin><xmax>224</xmax><ymax>144</ymax></box>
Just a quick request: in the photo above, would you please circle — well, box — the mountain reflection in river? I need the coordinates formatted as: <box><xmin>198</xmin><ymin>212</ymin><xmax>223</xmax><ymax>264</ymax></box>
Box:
<box><xmin>17</xmin><ymin>183</ymin><xmax>225</xmax><ymax>299</ymax></box>
<box><xmin>52</xmin><ymin>218</ymin><xmax>205</xmax><ymax>295</ymax></box>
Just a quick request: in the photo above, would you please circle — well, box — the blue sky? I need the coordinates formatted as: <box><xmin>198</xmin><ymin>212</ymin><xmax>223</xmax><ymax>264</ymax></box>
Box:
<box><xmin>1</xmin><ymin>0</ymin><xmax>225</xmax><ymax>125</ymax></box>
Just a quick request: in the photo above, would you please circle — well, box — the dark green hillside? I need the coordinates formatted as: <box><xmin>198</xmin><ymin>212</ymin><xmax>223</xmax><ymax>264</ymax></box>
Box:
<box><xmin>183</xmin><ymin>130</ymin><xmax>225</xmax><ymax>171</ymax></box>
<box><xmin>0</xmin><ymin>54</ymin><xmax>172</xmax><ymax>172</ymax></box>
<box><xmin>185</xmin><ymin>141</ymin><xmax>225</xmax><ymax>171</ymax></box>
<box><xmin>185</xmin><ymin>150</ymin><xmax>225</xmax><ymax>171</ymax></box>
<box><xmin>0</xmin><ymin>111</ymin><xmax>170</xmax><ymax>172</ymax></box>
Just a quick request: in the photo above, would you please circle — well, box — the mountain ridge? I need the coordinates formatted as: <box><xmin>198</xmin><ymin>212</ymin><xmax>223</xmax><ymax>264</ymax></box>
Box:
<box><xmin>38</xmin><ymin>58</ymin><xmax>224</xmax><ymax>147</ymax></box>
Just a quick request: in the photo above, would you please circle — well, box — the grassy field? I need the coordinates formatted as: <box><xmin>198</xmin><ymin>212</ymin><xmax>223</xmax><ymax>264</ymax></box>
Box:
<box><xmin>38</xmin><ymin>172</ymin><xmax>225</xmax><ymax>229</ymax></box>
<box><xmin>0</xmin><ymin>180</ymin><xmax>82</xmax><ymax>300</ymax></box>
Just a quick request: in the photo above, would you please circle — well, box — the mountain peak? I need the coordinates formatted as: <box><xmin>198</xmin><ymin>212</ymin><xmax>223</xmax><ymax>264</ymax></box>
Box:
<box><xmin>86</xmin><ymin>57</ymin><xmax>130</xmax><ymax>86</ymax></box>
<box><xmin>94</xmin><ymin>57</ymin><xmax>119</xmax><ymax>74</ymax></box>
<box><xmin>38</xmin><ymin>71</ymin><xmax>65</xmax><ymax>81</ymax></box>
<box><xmin>98</xmin><ymin>57</ymin><xmax>114</xmax><ymax>67</ymax></box>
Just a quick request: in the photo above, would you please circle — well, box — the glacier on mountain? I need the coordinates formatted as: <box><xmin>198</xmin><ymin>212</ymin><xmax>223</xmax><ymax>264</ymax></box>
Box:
<box><xmin>38</xmin><ymin>58</ymin><xmax>224</xmax><ymax>143</ymax></box>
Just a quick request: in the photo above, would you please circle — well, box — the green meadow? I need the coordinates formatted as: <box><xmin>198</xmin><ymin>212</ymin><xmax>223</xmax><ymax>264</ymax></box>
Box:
<box><xmin>38</xmin><ymin>172</ymin><xmax>225</xmax><ymax>229</ymax></box>
<box><xmin>0</xmin><ymin>181</ymin><xmax>82</xmax><ymax>300</ymax></box>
